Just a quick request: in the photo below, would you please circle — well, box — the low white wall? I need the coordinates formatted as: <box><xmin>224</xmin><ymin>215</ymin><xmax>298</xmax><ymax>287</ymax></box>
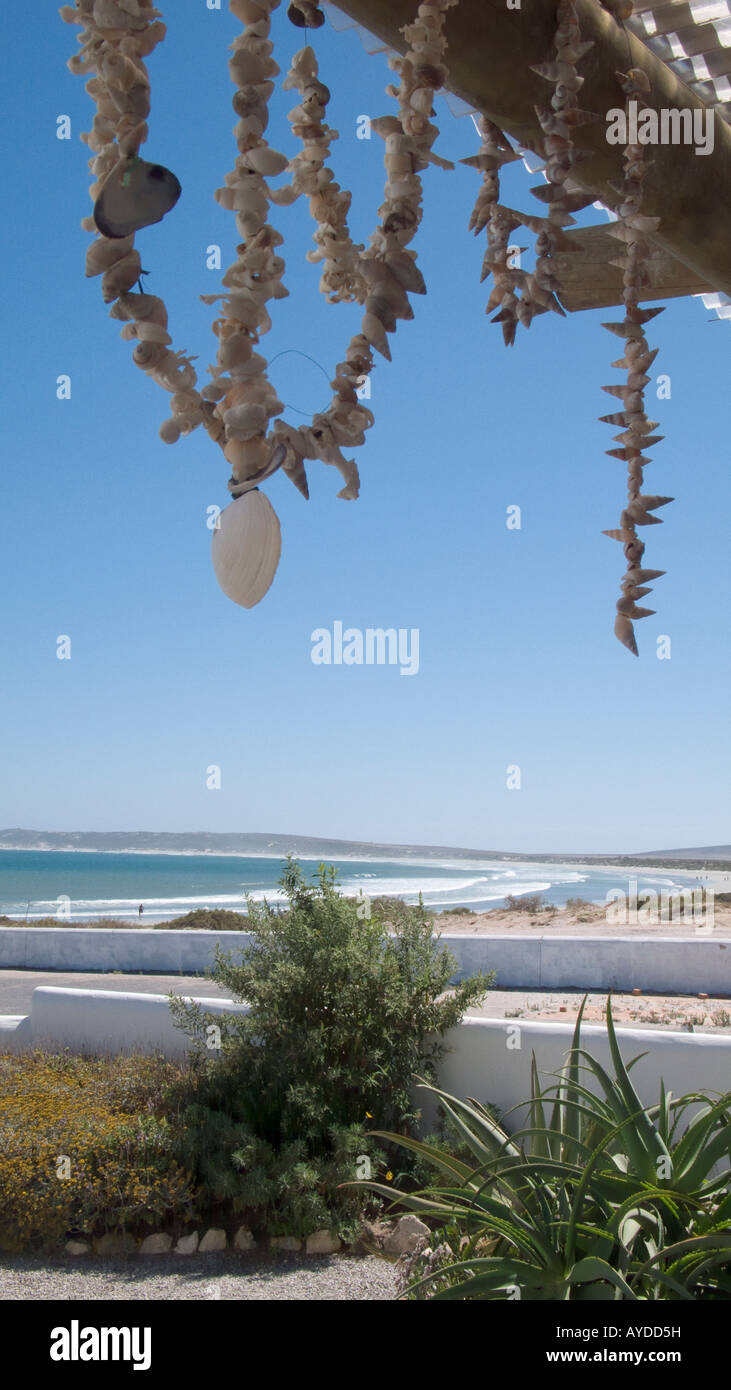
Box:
<box><xmin>3</xmin><ymin>990</ymin><xmax>729</xmax><ymax>1134</ymax></box>
<box><xmin>0</xmin><ymin>926</ymin><xmax>255</xmax><ymax>974</ymax></box>
<box><xmin>1</xmin><ymin>926</ymin><xmax>730</xmax><ymax>995</ymax></box>
<box><xmin>426</xmin><ymin>1016</ymin><xmax>731</xmax><ymax>1132</ymax></box>
<box><xmin>27</xmin><ymin>988</ymin><xmax>249</xmax><ymax>1059</ymax></box>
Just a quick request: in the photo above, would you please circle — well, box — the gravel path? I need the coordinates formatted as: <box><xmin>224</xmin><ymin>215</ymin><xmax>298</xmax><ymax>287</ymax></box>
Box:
<box><xmin>0</xmin><ymin>1251</ymin><xmax>398</xmax><ymax>1301</ymax></box>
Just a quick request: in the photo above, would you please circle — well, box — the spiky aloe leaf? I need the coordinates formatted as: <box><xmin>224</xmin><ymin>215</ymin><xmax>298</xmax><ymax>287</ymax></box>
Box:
<box><xmin>565</xmin><ymin>1256</ymin><xmax>638</xmax><ymax>1300</ymax></box>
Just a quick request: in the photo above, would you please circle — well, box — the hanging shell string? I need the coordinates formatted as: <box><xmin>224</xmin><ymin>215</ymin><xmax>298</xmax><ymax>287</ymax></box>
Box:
<box><xmin>200</xmin><ymin>0</ymin><xmax>298</xmax><ymax>497</ymax></box>
<box><xmin>209</xmin><ymin>0</ymin><xmax>460</xmax><ymax>503</ymax></box>
<box><xmin>61</xmin><ymin>2</ymin><xmax>214</xmax><ymax>440</ymax></box>
<box><xmin>519</xmin><ymin>0</ymin><xmax>598</xmax><ymax>328</ymax></box>
<box><xmin>273</xmin><ymin>45</ymin><xmax>368</xmax><ymax>306</ymax></box>
<box><xmin>462</xmin><ymin>117</ymin><xmax>524</xmax><ymax>347</ymax></box>
<box><xmin>600</xmin><ymin>67</ymin><xmax>670</xmax><ymax>656</ymax></box>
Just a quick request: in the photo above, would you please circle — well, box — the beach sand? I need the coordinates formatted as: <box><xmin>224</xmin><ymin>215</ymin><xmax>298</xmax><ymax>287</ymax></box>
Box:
<box><xmin>432</xmin><ymin>897</ymin><xmax>731</xmax><ymax>939</ymax></box>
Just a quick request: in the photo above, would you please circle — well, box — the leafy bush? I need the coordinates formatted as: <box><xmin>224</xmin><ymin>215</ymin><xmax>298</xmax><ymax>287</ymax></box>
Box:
<box><xmin>565</xmin><ymin>897</ymin><xmax>596</xmax><ymax>912</ymax></box>
<box><xmin>362</xmin><ymin>997</ymin><xmax>731</xmax><ymax>1300</ymax></box>
<box><xmin>0</xmin><ymin>1052</ymin><xmax>194</xmax><ymax>1251</ymax></box>
<box><xmin>504</xmin><ymin>893</ymin><xmax>544</xmax><ymax>913</ymax></box>
<box><xmin>167</xmin><ymin>859</ymin><xmax>493</xmax><ymax>1237</ymax></box>
<box><xmin>156</xmin><ymin>907</ymin><xmax>248</xmax><ymax>931</ymax></box>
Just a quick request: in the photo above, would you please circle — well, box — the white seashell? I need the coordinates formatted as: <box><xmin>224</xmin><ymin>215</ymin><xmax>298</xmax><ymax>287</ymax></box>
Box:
<box><xmin>224</xmin><ymin>434</ymin><xmax>272</xmax><ymax>481</ymax></box>
<box><xmin>230</xmin><ymin>0</ymin><xmax>271</xmax><ymax>20</ymax></box>
<box><xmin>243</xmin><ymin>146</ymin><xmax>289</xmax><ymax>177</ymax></box>
<box><xmin>101</xmin><ymin>250</ymin><xmax>142</xmax><ymax>302</ymax></box>
<box><xmin>159</xmin><ymin>418</ymin><xmax>182</xmax><ymax>444</ymax></box>
<box><xmin>85</xmin><ymin>234</ymin><xmax>136</xmax><ymax>279</ymax></box>
<box><xmin>224</xmin><ymin>402</ymin><xmax>269</xmax><ymax>440</ymax></box>
<box><xmin>212</xmin><ymin>489</ymin><xmax>281</xmax><ymax>609</ymax></box>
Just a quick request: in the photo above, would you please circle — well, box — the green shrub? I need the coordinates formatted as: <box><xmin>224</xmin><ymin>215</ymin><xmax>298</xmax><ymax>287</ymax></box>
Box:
<box><xmin>504</xmin><ymin>893</ymin><xmax>544</xmax><ymax>913</ymax></box>
<box><xmin>362</xmin><ymin>997</ymin><xmax>731</xmax><ymax>1300</ymax></box>
<box><xmin>167</xmin><ymin>859</ymin><xmax>493</xmax><ymax>1237</ymax></box>
<box><xmin>156</xmin><ymin>907</ymin><xmax>248</xmax><ymax>931</ymax></box>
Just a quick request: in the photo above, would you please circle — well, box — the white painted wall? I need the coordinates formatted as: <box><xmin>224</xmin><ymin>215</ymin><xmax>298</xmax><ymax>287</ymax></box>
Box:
<box><xmin>1</xmin><ymin>927</ymin><xmax>730</xmax><ymax>994</ymax></box>
<box><xmin>3</xmin><ymin>990</ymin><xmax>729</xmax><ymax>1135</ymax></box>
<box><xmin>426</xmin><ymin>1016</ymin><xmax>731</xmax><ymax>1132</ymax></box>
<box><xmin>27</xmin><ymin>987</ymin><xmax>249</xmax><ymax>1059</ymax></box>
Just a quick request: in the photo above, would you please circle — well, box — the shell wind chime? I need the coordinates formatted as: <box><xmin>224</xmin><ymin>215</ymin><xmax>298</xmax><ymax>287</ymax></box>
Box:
<box><xmin>61</xmin><ymin>0</ymin><xmax>673</xmax><ymax>650</ymax></box>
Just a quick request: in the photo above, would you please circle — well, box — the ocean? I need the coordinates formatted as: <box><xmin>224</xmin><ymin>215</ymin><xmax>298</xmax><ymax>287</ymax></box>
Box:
<box><xmin>0</xmin><ymin>849</ymin><xmax>710</xmax><ymax>924</ymax></box>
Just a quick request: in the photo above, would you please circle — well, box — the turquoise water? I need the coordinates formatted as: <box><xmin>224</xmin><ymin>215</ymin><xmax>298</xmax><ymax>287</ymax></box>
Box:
<box><xmin>0</xmin><ymin>849</ymin><xmax>707</xmax><ymax>923</ymax></box>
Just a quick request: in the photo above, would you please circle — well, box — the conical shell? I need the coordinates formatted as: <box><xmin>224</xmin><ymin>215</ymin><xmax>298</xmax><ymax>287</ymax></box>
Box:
<box><xmin>614</xmin><ymin>614</ymin><xmax>638</xmax><ymax>656</ymax></box>
<box><xmin>212</xmin><ymin>489</ymin><xmax>281</xmax><ymax>608</ymax></box>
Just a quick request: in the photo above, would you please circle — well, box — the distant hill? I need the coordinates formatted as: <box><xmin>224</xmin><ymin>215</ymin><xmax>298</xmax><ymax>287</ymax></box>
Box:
<box><xmin>0</xmin><ymin>829</ymin><xmax>729</xmax><ymax>871</ymax></box>
<box><xmin>631</xmin><ymin>846</ymin><xmax>731</xmax><ymax>860</ymax></box>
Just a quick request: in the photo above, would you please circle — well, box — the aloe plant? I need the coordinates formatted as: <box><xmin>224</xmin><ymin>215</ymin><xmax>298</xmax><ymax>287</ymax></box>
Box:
<box><xmin>360</xmin><ymin>998</ymin><xmax>731</xmax><ymax>1299</ymax></box>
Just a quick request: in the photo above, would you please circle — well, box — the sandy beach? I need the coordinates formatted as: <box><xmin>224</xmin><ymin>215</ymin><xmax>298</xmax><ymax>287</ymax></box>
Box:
<box><xmin>432</xmin><ymin>895</ymin><xmax>731</xmax><ymax>939</ymax></box>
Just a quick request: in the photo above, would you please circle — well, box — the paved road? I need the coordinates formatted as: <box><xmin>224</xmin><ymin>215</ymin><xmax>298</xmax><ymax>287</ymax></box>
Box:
<box><xmin>3</xmin><ymin>971</ymin><xmax>730</xmax><ymax>1035</ymax></box>
<box><xmin>0</xmin><ymin>970</ymin><xmax>231</xmax><ymax>1015</ymax></box>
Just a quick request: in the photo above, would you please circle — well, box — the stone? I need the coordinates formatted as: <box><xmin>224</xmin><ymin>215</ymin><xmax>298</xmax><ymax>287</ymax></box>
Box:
<box><xmin>92</xmin><ymin>1232</ymin><xmax>135</xmax><ymax>1256</ymax></box>
<box><xmin>65</xmin><ymin>1240</ymin><xmax>90</xmax><ymax>1255</ymax></box>
<box><xmin>175</xmin><ymin>1232</ymin><xmax>200</xmax><ymax>1255</ymax></box>
<box><xmin>234</xmin><ymin>1226</ymin><xmax>255</xmax><ymax>1251</ymax></box>
<box><xmin>305</xmin><ymin>1229</ymin><xmax>341</xmax><ymax>1256</ymax></box>
<box><xmin>384</xmin><ymin>1215</ymin><xmax>431</xmax><ymax>1256</ymax></box>
<box><xmin>139</xmin><ymin>1232</ymin><xmax>173</xmax><ymax>1255</ymax></box>
<box><xmin>269</xmin><ymin>1235</ymin><xmax>301</xmax><ymax>1252</ymax></box>
<box><xmin>199</xmin><ymin>1228</ymin><xmax>227</xmax><ymax>1253</ymax></box>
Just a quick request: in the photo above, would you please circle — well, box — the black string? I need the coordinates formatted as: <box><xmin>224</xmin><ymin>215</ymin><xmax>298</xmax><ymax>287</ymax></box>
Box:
<box><xmin>269</xmin><ymin>349</ymin><xmax>332</xmax><ymax>417</ymax></box>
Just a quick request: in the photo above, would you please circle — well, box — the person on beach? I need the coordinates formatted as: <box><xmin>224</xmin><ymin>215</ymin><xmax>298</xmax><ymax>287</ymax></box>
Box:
<box><xmin>138</xmin><ymin>903</ymin><xmax>144</xmax><ymax>917</ymax></box>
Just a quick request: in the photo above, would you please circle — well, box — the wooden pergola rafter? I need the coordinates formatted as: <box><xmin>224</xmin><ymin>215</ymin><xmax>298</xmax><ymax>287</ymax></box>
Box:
<box><xmin>330</xmin><ymin>0</ymin><xmax>731</xmax><ymax>307</ymax></box>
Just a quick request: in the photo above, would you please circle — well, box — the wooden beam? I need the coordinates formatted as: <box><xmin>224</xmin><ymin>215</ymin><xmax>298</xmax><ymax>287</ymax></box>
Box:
<box><xmin>553</xmin><ymin>224</ymin><xmax>712</xmax><ymax>310</ymax></box>
<box><xmin>330</xmin><ymin>0</ymin><xmax>731</xmax><ymax>297</ymax></box>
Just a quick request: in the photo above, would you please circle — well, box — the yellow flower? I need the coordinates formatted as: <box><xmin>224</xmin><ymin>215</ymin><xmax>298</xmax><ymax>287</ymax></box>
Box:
<box><xmin>386</xmin><ymin>1171</ymin><xmax>393</xmax><ymax>1181</ymax></box>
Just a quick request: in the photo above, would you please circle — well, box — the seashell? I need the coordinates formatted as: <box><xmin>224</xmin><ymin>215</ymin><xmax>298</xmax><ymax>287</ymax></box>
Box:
<box><xmin>360</xmin><ymin>259</ymin><xmax>413</xmax><ymax>317</ymax></box>
<box><xmin>159</xmin><ymin>418</ymin><xmax>181</xmax><ymax>445</ymax></box>
<box><xmin>626</xmin><ymin>508</ymin><xmax>663</xmax><ymax>526</ymax></box>
<box><xmin>94</xmin><ymin>157</ymin><xmax>181</xmax><ymax>239</ymax></box>
<box><xmin>361</xmin><ymin>311</ymin><xmax>392</xmax><ymax>361</ymax></box>
<box><xmin>625</xmin><ymin>567</ymin><xmax>665</xmax><ymax>585</ymax></box>
<box><xmin>619</xmin><ymin>602</ymin><xmax>656</xmax><ymax>619</ymax></box>
<box><xmin>385</xmin><ymin>250</ymin><xmax>426</xmax><ymax>295</ymax></box>
<box><xmin>136</xmin><ymin>322</ymin><xmax>172</xmax><ymax>344</ymax></box>
<box><xmin>224</xmin><ymin>433</ymin><xmax>270</xmax><ymax>479</ymax></box>
<box><xmin>217</xmin><ymin>333</ymin><xmax>254</xmax><ymax>371</ymax></box>
<box><xmin>112</xmin><ymin>292</ymin><xmax>168</xmax><ymax>326</ymax></box>
<box><xmin>132</xmin><ymin>340</ymin><xmax>167</xmax><ymax>370</ymax></box>
<box><xmin>287</xmin><ymin>2</ymin><xmax>326</xmax><ymax>28</ymax></box>
<box><xmin>632</xmin><ymin>494</ymin><xmax>673</xmax><ymax>511</ymax></box>
<box><xmin>230</xmin><ymin>0</ymin><xmax>272</xmax><ymax>22</ymax></box>
<box><xmin>101</xmin><ymin>250</ymin><xmax>142</xmax><ymax>302</ymax></box>
<box><xmin>224</xmin><ymin>402</ymin><xmax>270</xmax><ymax>440</ymax></box>
<box><xmin>85</xmin><ymin>234</ymin><xmax>135</xmax><ymax>277</ymax></box>
<box><xmin>242</xmin><ymin>145</ymin><xmax>289</xmax><ymax>177</ymax></box>
<box><xmin>624</xmin><ymin>538</ymin><xmax>645</xmax><ymax>565</ymax></box>
<box><xmin>614</xmin><ymin>614</ymin><xmax>638</xmax><ymax>656</ymax></box>
<box><xmin>212</xmin><ymin>489</ymin><xmax>281</xmax><ymax>608</ymax></box>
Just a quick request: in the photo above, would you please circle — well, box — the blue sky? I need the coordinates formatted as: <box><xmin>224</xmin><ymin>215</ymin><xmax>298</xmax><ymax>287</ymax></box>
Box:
<box><xmin>0</xmin><ymin>1</ymin><xmax>729</xmax><ymax>853</ymax></box>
